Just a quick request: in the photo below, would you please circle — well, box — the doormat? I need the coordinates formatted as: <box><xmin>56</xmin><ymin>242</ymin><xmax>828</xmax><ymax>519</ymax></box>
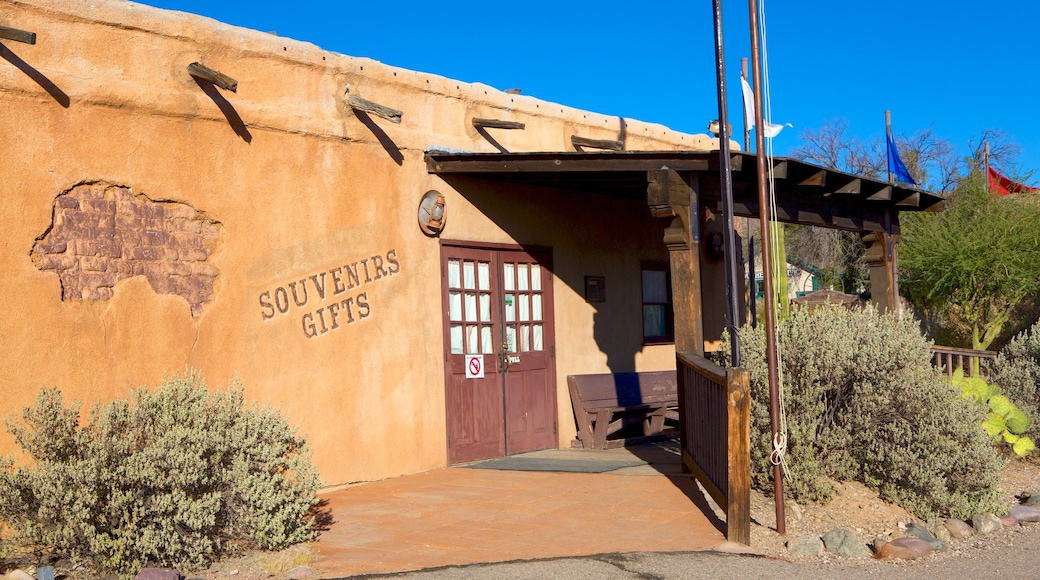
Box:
<box><xmin>463</xmin><ymin>456</ymin><xmax>648</xmax><ymax>473</ymax></box>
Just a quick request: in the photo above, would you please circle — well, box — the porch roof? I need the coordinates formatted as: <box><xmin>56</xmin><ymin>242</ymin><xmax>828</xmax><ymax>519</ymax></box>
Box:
<box><xmin>425</xmin><ymin>150</ymin><xmax>944</xmax><ymax>234</ymax></box>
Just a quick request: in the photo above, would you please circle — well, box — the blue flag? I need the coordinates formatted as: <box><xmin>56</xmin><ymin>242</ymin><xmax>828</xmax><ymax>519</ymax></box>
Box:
<box><xmin>887</xmin><ymin>134</ymin><xmax>917</xmax><ymax>185</ymax></box>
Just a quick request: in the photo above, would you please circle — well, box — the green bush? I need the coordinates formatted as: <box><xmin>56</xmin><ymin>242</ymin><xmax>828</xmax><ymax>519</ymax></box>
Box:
<box><xmin>0</xmin><ymin>371</ymin><xmax>322</xmax><ymax>577</ymax></box>
<box><xmin>993</xmin><ymin>319</ymin><xmax>1040</xmax><ymax>437</ymax></box>
<box><xmin>737</xmin><ymin>305</ymin><xmax>1004</xmax><ymax>520</ymax></box>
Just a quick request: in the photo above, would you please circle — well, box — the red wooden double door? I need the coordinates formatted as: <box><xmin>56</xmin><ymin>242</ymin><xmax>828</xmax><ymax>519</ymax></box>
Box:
<box><xmin>441</xmin><ymin>243</ymin><xmax>558</xmax><ymax>464</ymax></box>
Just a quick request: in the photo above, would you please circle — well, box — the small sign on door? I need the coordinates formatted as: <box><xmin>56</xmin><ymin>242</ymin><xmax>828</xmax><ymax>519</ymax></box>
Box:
<box><xmin>465</xmin><ymin>354</ymin><xmax>484</xmax><ymax>379</ymax></box>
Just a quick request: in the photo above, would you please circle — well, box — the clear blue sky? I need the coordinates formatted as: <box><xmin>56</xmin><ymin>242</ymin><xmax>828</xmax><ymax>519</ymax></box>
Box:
<box><xmin>137</xmin><ymin>0</ymin><xmax>1040</xmax><ymax>186</ymax></box>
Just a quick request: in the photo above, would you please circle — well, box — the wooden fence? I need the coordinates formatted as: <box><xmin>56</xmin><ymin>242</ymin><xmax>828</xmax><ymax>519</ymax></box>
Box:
<box><xmin>676</xmin><ymin>350</ymin><xmax>750</xmax><ymax>545</ymax></box>
<box><xmin>931</xmin><ymin>345</ymin><xmax>997</xmax><ymax>379</ymax></box>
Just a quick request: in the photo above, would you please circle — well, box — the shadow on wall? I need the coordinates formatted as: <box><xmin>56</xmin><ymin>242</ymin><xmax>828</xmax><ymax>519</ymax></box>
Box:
<box><xmin>0</xmin><ymin>42</ymin><xmax>70</xmax><ymax>107</ymax></box>
<box><xmin>443</xmin><ymin>175</ymin><xmax>666</xmax><ymax>375</ymax></box>
<box><xmin>194</xmin><ymin>77</ymin><xmax>252</xmax><ymax>143</ymax></box>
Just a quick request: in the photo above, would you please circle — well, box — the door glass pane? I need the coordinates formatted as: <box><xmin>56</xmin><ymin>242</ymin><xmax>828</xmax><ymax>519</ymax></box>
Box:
<box><xmin>518</xmin><ymin>264</ymin><xmax>529</xmax><ymax>291</ymax></box>
<box><xmin>448</xmin><ymin>259</ymin><xmax>461</xmax><ymax>289</ymax></box>
<box><xmin>478</xmin><ymin>261</ymin><xmax>490</xmax><ymax>291</ymax></box>
<box><xmin>463</xmin><ymin>261</ymin><xmax>475</xmax><ymax>290</ymax></box>
<box><xmin>644</xmin><ymin>305</ymin><xmax>667</xmax><ymax>337</ymax></box>
<box><xmin>481</xmin><ymin>326</ymin><xmax>494</xmax><ymax>354</ymax></box>
<box><xmin>520</xmin><ymin>324</ymin><xmax>530</xmax><ymax>352</ymax></box>
<box><xmin>465</xmin><ymin>293</ymin><xmax>477</xmax><ymax>322</ymax></box>
<box><xmin>449</xmin><ymin>291</ymin><xmax>462</xmax><ymax>322</ymax></box>
<box><xmin>533</xmin><ymin>324</ymin><xmax>543</xmax><ymax>351</ymax></box>
<box><xmin>531</xmin><ymin>264</ymin><xmax>541</xmax><ymax>291</ymax></box>
<box><xmin>532</xmin><ymin>294</ymin><xmax>542</xmax><ymax>320</ymax></box>
<box><xmin>506</xmin><ymin>325</ymin><xmax>517</xmax><ymax>353</ymax></box>
<box><xmin>466</xmin><ymin>325</ymin><xmax>478</xmax><ymax>354</ymax></box>
<box><xmin>450</xmin><ymin>325</ymin><xmax>463</xmax><ymax>354</ymax></box>
<box><xmin>504</xmin><ymin>294</ymin><xmax>516</xmax><ymax>322</ymax></box>
<box><xmin>503</xmin><ymin>263</ymin><xmax>515</xmax><ymax>291</ymax></box>
<box><xmin>479</xmin><ymin>293</ymin><xmax>491</xmax><ymax>322</ymax></box>
<box><xmin>519</xmin><ymin>294</ymin><xmax>530</xmax><ymax>322</ymax></box>
<box><xmin>642</xmin><ymin>270</ymin><xmax>668</xmax><ymax>303</ymax></box>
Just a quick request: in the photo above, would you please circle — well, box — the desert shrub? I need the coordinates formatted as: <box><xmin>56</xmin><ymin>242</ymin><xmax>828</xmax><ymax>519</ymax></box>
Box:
<box><xmin>993</xmin><ymin>319</ymin><xmax>1040</xmax><ymax>437</ymax></box>
<box><xmin>738</xmin><ymin>305</ymin><xmax>1004</xmax><ymax>520</ymax></box>
<box><xmin>0</xmin><ymin>371</ymin><xmax>322</xmax><ymax>577</ymax></box>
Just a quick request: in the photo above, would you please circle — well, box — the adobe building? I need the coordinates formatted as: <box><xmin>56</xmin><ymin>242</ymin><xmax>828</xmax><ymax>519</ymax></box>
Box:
<box><xmin>1</xmin><ymin>0</ymin><xmax>940</xmax><ymax>488</ymax></box>
<box><xmin>0</xmin><ymin>0</ymin><xmax>732</xmax><ymax>486</ymax></box>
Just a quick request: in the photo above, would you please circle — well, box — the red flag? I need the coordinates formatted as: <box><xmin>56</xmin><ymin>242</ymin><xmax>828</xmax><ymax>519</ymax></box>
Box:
<box><xmin>988</xmin><ymin>166</ymin><xmax>1038</xmax><ymax>196</ymax></box>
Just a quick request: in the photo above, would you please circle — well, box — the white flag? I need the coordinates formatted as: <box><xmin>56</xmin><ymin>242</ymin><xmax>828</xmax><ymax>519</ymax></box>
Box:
<box><xmin>740</xmin><ymin>76</ymin><xmax>755</xmax><ymax>129</ymax></box>
<box><xmin>763</xmin><ymin>122</ymin><xmax>793</xmax><ymax>138</ymax></box>
<box><xmin>740</xmin><ymin>76</ymin><xmax>792</xmax><ymax>139</ymax></box>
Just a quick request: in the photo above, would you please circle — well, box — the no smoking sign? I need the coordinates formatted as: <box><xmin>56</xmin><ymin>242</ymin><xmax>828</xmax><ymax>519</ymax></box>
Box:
<box><xmin>465</xmin><ymin>354</ymin><xmax>484</xmax><ymax>379</ymax></box>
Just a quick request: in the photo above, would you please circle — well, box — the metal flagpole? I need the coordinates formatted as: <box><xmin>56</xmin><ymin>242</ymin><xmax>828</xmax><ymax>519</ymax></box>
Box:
<box><xmin>711</xmin><ymin>0</ymin><xmax>742</xmax><ymax>367</ymax></box>
<box><xmin>748</xmin><ymin>0</ymin><xmax>786</xmax><ymax>535</ymax></box>
<box><xmin>742</xmin><ymin>57</ymin><xmax>757</xmax><ymax>331</ymax></box>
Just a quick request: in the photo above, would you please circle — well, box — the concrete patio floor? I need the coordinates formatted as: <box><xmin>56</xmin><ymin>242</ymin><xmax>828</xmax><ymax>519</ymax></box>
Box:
<box><xmin>308</xmin><ymin>443</ymin><xmax>729</xmax><ymax>578</ymax></box>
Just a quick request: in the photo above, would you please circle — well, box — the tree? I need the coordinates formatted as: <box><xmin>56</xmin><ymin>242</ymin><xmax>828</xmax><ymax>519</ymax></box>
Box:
<box><xmin>899</xmin><ymin>174</ymin><xmax>1040</xmax><ymax>352</ymax></box>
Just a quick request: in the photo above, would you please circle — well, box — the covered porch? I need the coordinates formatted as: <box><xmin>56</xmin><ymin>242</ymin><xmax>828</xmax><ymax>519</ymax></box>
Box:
<box><xmin>427</xmin><ymin>149</ymin><xmax>944</xmax><ymax>544</ymax></box>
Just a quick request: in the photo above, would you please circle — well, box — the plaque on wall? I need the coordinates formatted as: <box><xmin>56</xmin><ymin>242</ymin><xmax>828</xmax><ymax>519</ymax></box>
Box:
<box><xmin>585</xmin><ymin>276</ymin><xmax>606</xmax><ymax>302</ymax></box>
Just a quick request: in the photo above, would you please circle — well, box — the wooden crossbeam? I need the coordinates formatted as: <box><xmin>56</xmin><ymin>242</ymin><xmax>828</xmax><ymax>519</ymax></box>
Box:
<box><xmin>347</xmin><ymin>94</ymin><xmax>402</xmax><ymax>124</ymax></box>
<box><xmin>799</xmin><ymin>170</ymin><xmax>826</xmax><ymax>187</ymax></box>
<box><xmin>0</xmin><ymin>25</ymin><xmax>36</xmax><ymax>45</ymax></box>
<box><xmin>867</xmin><ymin>186</ymin><xmax>892</xmax><ymax>201</ymax></box>
<box><xmin>571</xmin><ymin>135</ymin><xmax>623</xmax><ymax>151</ymax></box>
<box><xmin>187</xmin><ymin>62</ymin><xmax>237</xmax><ymax>92</ymax></box>
<box><xmin>472</xmin><ymin>118</ymin><xmax>525</xmax><ymax>130</ymax></box>
<box><xmin>835</xmin><ymin>178</ymin><xmax>862</xmax><ymax>195</ymax></box>
<box><xmin>895</xmin><ymin>192</ymin><xmax>921</xmax><ymax>207</ymax></box>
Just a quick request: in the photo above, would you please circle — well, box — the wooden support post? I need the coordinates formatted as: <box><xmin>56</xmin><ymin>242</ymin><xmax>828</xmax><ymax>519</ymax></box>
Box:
<box><xmin>726</xmin><ymin>366</ymin><xmax>751</xmax><ymax>545</ymax></box>
<box><xmin>472</xmin><ymin>118</ymin><xmax>525</xmax><ymax>130</ymax></box>
<box><xmin>571</xmin><ymin>135</ymin><xmax>623</xmax><ymax>152</ymax></box>
<box><xmin>347</xmin><ymin>94</ymin><xmax>403</xmax><ymax>124</ymax></box>
<box><xmin>863</xmin><ymin>230</ymin><xmax>900</xmax><ymax>316</ymax></box>
<box><xmin>0</xmin><ymin>25</ymin><xmax>36</xmax><ymax>44</ymax></box>
<box><xmin>187</xmin><ymin>62</ymin><xmax>237</xmax><ymax>92</ymax></box>
<box><xmin>648</xmin><ymin>169</ymin><xmax>703</xmax><ymax>356</ymax></box>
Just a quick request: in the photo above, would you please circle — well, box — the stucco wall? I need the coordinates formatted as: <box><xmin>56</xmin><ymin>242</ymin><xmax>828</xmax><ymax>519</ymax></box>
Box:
<box><xmin>0</xmin><ymin>0</ymin><xmax>721</xmax><ymax>485</ymax></box>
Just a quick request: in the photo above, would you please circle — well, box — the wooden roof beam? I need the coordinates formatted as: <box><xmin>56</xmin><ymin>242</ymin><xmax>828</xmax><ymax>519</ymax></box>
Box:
<box><xmin>571</xmin><ymin>135</ymin><xmax>623</xmax><ymax>152</ymax></box>
<box><xmin>835</xmin><ymin>178</ymin><xmax>862</xmax><ymax>195</ymax></box>
<box><xmin>347</xmin><ymin>94</ymin><xmax>402</xmax><ymax>124</ymax></box>
<box><xmin>187</xmin><ymin>62</ymin><xmax>237</xmax><ymax>92</ymax></box>
<box><xmin>0</xmin><ymin>24</ymin><xmax>36</xmax><ymax>44</ymax></box>
<box><xmin>472</xmin><ymin>118</ymin><xmax>525</xmax><ymax>130</ymax></box>
<box><xmin>799</xmin><ymin>170</ymin><xmax>826</xmax><ymax>187</ymax></box>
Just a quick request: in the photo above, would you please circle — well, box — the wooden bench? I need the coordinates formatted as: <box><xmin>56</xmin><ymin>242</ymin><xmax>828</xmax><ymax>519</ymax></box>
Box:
<box><xmin>567</xmin><ymin>371</ymin><xmax>679</xmax><ymax>450</ymax></box>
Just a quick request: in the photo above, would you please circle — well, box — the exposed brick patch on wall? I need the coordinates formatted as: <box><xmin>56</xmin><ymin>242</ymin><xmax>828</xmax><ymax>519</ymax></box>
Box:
<box><xmin>31</xmin><ymin>183</ymin><xmax>222</xmax><ymax>316</ymax></box>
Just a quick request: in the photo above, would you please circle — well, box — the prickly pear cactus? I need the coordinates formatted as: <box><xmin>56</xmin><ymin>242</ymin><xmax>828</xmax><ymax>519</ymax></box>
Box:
<box><xmin>949</xmin><ymin>369</ymin><xmax>1036</xmax><ymax>457</ymax></box>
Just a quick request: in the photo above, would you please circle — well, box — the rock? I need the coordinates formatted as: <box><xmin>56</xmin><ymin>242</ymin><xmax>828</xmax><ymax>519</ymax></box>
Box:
<box><xmin>1001</xmin><ymin>514</ymin><xmax>1019</xmax><ymax>527</ymax></box>
<box><xmin>1023</xmin><ymin>491</ymin><xmax>1040</xmax><ymax>506</ymax></box>
<box><xmin>822</xmin><ymin>528</ymin><xmax>871</xmax><ymax>558</ymax></box>
<box><xmin>904</xmin><ymin>522</ymin><xmax>935</xmax><ymax>541</ymax></box>
<box><xmin>1011</xmin><ymin>504</ymin><xmax>1040</xmax><ymax>523</ymax></box>
<box><xmin>944</xmin><ymin>518</ymin><xmax>974</xmax><ymax>539</ymax></box>
<box><xmin>287</xmin><ymin>567</ymin><xmax>315</xmax><ymax>579</ymax></box>
<box><xmin>902</xmin><ymin>522</ymin><xmax>946</xmax><ymax>550</ymax></box>
<box><xmin>3</xmin><ymin>571</ymin><xmax>34</xmax><ymax>580</ymax></box>
<box><xmin>134</xmin><ymin>568</ymin><xmax>181</xmax><ymax>580</ymax></box>
<box><xmin>872</xmin><ymin>537</ymin><xmax>933</xmax><ymax>560</ymax></box>
<box><xmin>787</xmin><ymin>536</ymin><xmax>824</xmax><ymax>557</ymax></box>
<box><xmin>788</xmin><ymin>499</ymin><xmax>803</xmax><ymax>522</ymax></box>
<box><xmin>932</xmin><ymin>523</ymin><xmax>951</xmax><ymax>543</ymax></box>
<box><xmin>972</xmin><ymin>513</ymin><xmax>1003</xmax><ymax>535</ymax></box>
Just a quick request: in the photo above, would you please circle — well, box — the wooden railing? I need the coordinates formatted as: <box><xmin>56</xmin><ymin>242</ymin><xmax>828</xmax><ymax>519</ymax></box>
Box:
<box><xmin>676</xmin><ymin>350</ymin><xmax>750</xmax><ymax>545</ymax></box>
<box><xmin>931</xmin><ymin>345</ymin><xmax>997</xmax><ymax>379</ymax></box>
